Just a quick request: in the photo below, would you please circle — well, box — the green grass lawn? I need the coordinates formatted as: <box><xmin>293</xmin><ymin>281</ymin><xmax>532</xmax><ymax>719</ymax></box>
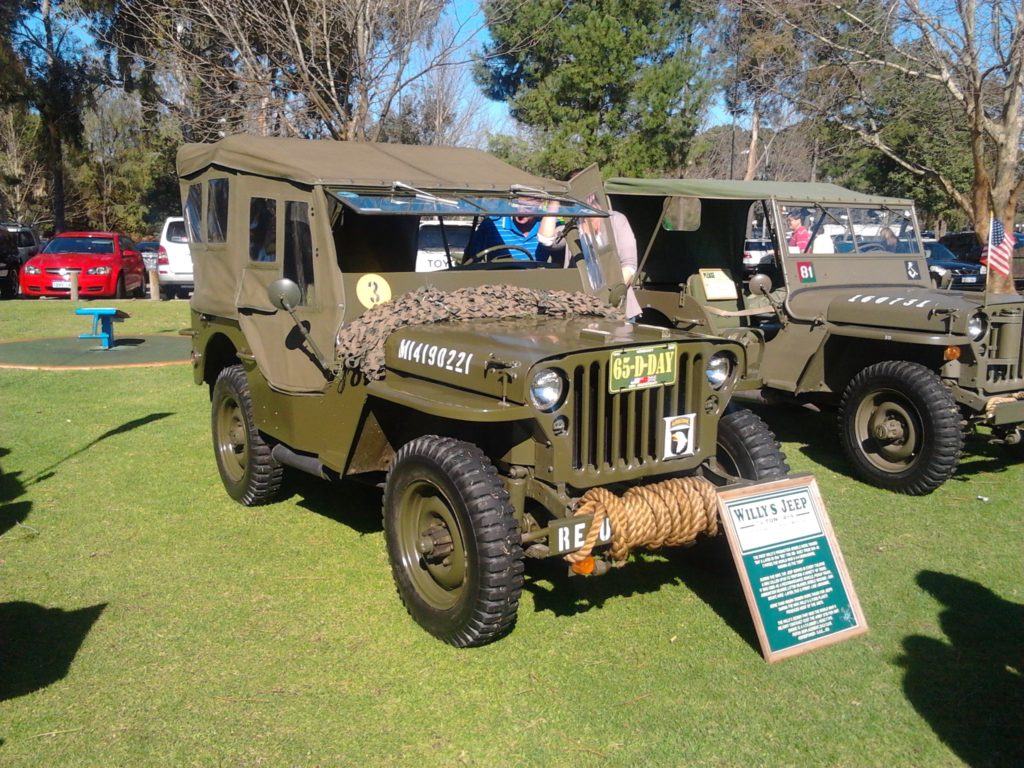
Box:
<box><xmin>1</xmin><ymin>300</ymin><xmax>1021</xmax><ymax>767</ymax></box>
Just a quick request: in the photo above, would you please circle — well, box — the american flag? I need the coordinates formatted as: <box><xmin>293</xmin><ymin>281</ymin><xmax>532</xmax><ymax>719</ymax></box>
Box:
<box><xmin>985</xmin><ymin>217</ymin><xmax>1013</xmax><ymax>277</ymax></box>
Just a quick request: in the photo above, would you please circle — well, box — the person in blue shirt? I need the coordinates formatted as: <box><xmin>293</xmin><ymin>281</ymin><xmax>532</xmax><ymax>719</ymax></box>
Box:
<box><xmin>465</xmin><ymin>207</ymin><xmax>561</xmax><ymax>262</ymax></box>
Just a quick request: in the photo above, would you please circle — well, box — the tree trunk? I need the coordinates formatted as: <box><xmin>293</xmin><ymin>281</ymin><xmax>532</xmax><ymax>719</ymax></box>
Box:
<box><xmin>743</xmin><ymin>107</ymin><xmax>760</xmax><ymax>181</ymax></box>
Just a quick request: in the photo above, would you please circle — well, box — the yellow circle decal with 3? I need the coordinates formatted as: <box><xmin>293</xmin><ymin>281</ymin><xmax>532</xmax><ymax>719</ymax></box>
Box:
<box><xmin>355</xmin><ymin>274</ymin><xmax>392</xmax><ymax>309</ymax></box>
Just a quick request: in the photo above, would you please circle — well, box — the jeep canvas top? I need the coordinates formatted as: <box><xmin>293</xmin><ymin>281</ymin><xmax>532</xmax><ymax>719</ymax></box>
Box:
<box><xmin>179</xmin><ymin>136</ymin><xmax>790</xmax><ymax>646</ymax></box>
<box><xmin>606</xmin><ymin>177</ymin><xmax>1024</xmax><ymax>495</ymax></box>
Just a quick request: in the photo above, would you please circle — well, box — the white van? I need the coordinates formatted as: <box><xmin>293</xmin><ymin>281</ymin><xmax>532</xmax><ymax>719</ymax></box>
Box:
<box><xmin>158</xmin><ymin>216</ymin><xmax>193</xmax><ymax>298</ymax></box>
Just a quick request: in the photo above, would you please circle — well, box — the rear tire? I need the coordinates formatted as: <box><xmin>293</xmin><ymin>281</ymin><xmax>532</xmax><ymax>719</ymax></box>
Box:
<box><xmin>211</xmin><ymin>365</ymin><xmax>283</xmax><ymax>505</ymax></box>
<box><xmin>383</xmin><ymin>436</ymin><xmax>524</xmax><ymax>647</ymax></box>
<box><xmin>838</xmin><ymin>361</ymin><xmax>962</xmax><ymax>495</ymax></box>
<box><xmin>716</xmin><ymin>404</ymin><xmax>790</xmax><ymax>480</ymax></box>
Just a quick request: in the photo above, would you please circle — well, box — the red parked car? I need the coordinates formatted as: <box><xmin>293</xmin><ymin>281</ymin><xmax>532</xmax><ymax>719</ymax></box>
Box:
<box><xmin>19</xmin><ymin>232</ymin><xmax>146</xmax><ymax>298</ymax></box>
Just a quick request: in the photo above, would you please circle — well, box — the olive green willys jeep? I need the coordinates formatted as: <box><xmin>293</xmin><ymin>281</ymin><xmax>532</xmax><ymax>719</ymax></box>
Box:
<box><xmin>179</xmin><ymin>137</ymin><xmax>790</xmax><ymax>646</ymax></box>
<box><xmin>607</xmin><ymin>178</ymin><xmax>1024</xmax><ymax>495</ymax></box>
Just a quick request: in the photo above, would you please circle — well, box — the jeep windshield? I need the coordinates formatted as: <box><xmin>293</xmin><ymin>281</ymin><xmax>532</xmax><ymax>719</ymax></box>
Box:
<box><xmin>327</xmin><ymin>187</ymin><xmax>603</xmax><ymax>218</ymax></box>
<box><xmin>325</xmin><ymin>185</ymin><xmax>611</xmax><ymax>281</ymax></box>
<box><xmin>778</xmin><ymin>202</ymin><xmax>922</xmax><ymax>256</ymax></box>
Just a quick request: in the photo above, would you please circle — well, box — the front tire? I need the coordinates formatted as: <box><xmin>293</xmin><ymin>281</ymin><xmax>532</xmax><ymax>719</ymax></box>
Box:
<box><xmin>114</xmin><ymin>274</ymin><xmax>126</xmax><ymax>299</ymax></box>
<box><xmin>211</xmin><ymin>365</ymin><xmax>283</xmax><ymax>505</ymax></box>
<box><xmin>383</xmin><ymin>436</ymin><xmax>524</xmax><ymax>647</ymax></box>
<box><xmin>839</xmin><ymin>361</ymin><xmax>962</xmax><ymax>495</ymax></box>
<box><xmin>716</xmin><ymin>404</ymin><xmax>790</xmax><ymax>480</ymax></box>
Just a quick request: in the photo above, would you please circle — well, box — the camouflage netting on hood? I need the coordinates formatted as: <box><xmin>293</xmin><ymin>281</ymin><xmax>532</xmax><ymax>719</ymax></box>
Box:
<box><xmin>336</xmin><ymin>285</ymin><xmax>624</xmax><ymax>380</ymax></box>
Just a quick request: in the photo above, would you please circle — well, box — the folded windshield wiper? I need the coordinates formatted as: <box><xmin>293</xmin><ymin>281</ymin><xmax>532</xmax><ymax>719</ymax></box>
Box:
<box><xmin>391</xmin><ymin>181</ymin><xmax>458</xmax><ymax>207</ymax></box>
<box><xmin>509</xmin><ymin>184</ymin><xmax>561</xmax><ymax>201</ymax></box>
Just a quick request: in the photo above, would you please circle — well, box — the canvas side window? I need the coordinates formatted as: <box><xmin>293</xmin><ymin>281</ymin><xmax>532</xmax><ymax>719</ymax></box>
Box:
<box><xmin>207</xmin><ymin>178</ymin><xmax>229</xmax><ymax>243</ymax></box>
<box><xmin>185</xmin><ymin>183</ymin><xmax>203</xmax><ymax>242</ymax></box>
<box><xmin>249</xmin><ymin>198</ymin><xmax>277</xmax><ymax>262</ymax></box>
<box><xmin>284</xmin><ymin>201</ymin><xmax>314</xmax><ymax>303</ymax></box>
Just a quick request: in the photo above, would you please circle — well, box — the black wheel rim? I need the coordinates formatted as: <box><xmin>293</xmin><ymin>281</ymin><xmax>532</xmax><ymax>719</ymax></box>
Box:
<box><xmin>396</xmin><ymin>479</ymin><xmax>467</xmax><ymax>610</ymax></box>
<box><xmin>852</xmin><ymin>386</ymin><xmax>922</xmax><ymax>472</ymax></box>
<box><xmin>214</xmin><ymin>393</ymin><xmax>248</xmax><ymax>483</ymax></box>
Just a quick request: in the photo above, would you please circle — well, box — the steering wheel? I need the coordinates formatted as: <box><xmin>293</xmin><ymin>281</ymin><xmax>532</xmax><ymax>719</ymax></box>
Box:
<box><xmin>859</xmin><ymin>243</ymin><xmax>885</xmax><ymax>252</ymax></box>
<box><xmin>462</xmin><ymin>243</ymin><xmax>534</xmax><ymax>265</ymax></box>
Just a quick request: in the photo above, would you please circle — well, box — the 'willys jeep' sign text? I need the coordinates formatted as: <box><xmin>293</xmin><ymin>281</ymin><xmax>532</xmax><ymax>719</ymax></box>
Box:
<box><xmin>717</xmin><ymin>475</ymin><xmax>867</xmax><ymax>662</ymax></box>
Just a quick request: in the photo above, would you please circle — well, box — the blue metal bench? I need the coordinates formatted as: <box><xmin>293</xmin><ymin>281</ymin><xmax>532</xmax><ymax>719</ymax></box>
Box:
<box><xmin>76</xmin><ymin>307</ymin><xmax>130</xmax><ymax>349</ymax></box>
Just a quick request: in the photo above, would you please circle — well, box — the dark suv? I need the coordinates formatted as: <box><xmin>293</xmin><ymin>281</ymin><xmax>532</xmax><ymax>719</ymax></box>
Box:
<box><xmin>2</xmin><ymin>222</ymin><xmax>42</xmax><ymax>264</ymax></box>
<box><xmin>0</xmin><ymin>228</ymin><xmax>20</xmax><ymax>298</ymax></box>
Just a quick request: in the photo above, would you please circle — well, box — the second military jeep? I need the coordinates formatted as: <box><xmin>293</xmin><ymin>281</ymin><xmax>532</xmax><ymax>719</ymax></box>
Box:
<box><xmin>178</xmin><ymin>136</ymin><xmax>791</xmax><ymax>646</ymax></box>
<box><xmin>607</xmin><ymin>178</ymin><xmax>1024</xmax><ymax>495</ymax></box>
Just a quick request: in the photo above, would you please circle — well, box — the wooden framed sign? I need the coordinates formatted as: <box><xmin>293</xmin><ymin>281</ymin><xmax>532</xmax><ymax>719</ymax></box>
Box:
<box><xmin>716</xmin><ymin>474</ymin><xmax>868</xmax><ymax>662</ymax></box>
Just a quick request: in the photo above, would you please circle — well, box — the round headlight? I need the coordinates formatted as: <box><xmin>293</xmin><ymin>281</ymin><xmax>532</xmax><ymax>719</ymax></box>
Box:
<box><xmin>967</xmin><ymin>312</ymin><xmax>988</xmax><ymax>342</ymax></box>
<box><xmin>705</xmin><ymin>352</ymin><xmax>736</xmax><ymax>390</ymax></box>
<box><xmin>529</xmin><ymin>368</ymin><xmax>566</xmax><ymax>412</ymax></box>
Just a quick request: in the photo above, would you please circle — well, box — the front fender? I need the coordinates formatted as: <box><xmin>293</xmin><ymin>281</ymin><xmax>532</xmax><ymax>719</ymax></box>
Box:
<box><xmin>367</xmin><ymin>375</ymin><xmax>531</xmax><ymax>423</ymax></box>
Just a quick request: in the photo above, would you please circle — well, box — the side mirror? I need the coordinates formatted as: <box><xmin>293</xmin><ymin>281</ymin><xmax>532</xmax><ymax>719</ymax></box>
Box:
<box><xmin>661</xmin><ymin>196</ymin><xmax>701</xmax><ymax>232</ymax></box>
<box><xmin>268</xmin><ymin>278</ymin><xmax>302</xmax><ymax>311</ymax></box>
<box><xmin>266</xmin><ymin>277</ymin><xmax>333</xmax><ymax>381</ymax></box>
<box><xmin>748</xmin><ymin>273</ymin><xmax>773</xmax><ymax>296</ymax></box>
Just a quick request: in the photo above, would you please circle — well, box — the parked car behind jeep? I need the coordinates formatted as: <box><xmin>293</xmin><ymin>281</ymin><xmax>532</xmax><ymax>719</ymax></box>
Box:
<box><xmin>2</xmin><ymin>221</ymin><xmax>42</xmax><ymax>264</ymax></box>
<box><xmin>20</xmin><ymin>231</ymin><xmax>146</xmax><ymax>298</ymax></box>
<box><xmin>923</xmin><ymin>240</ymin><xmax>985</xmax><ymax>291</ymax></box>
<box><xmin>157</xmin><ymin>216</ymin><xmax>193</xmax><ymax>298</ymax></box>
<box><xmin>180</xmin><ymin>136</ymin><xmax>790</xmax><ymax>647</ymax></box>
<box><xmin>606</xmin><ymin>178</ymin><xmax>1024</xmax><ymax>495</ymax></box>
<box><xmin>0</xmin><ymin>228</ymin><xmax>20</xmax><ymax>298</ymax></box>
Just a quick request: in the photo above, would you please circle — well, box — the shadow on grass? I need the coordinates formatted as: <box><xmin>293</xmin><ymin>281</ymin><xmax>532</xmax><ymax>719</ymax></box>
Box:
<box><xmin>524</xmin><ymin>535</ymin><xmax>760</xmax><ymax>652</ymax></box>
<box><xmin>287</xmin><ymin>472</ymin><xmax>384</xmax><ymax>535</ymax></box>
<box><xmin>946</xmin><ymin>432</ymin><xmax>1022</xmax><ymax>485</ymax></box>
<box><xmin>0</xmin><ymin>602</ymin><xmax>107</xmax><ymax>702</ymax></box>
<box><xmin>747</xmin><ymin>401</ymin><xmax>1023</xmax><ymax>489</ymax></box>
<box><xmin>0</xmin><ymin>446</ymin><xmax>31</xmax><ymax>538</ymax></box>
<box><xmin>899</xmin><ymin>571</ymin><xmax>1024</xmax><ymax>768</ymax></box>
<box><xmin>26</xmin><ymin>412</ymin><xmax>174</xmax><ymax>486</ymax></box>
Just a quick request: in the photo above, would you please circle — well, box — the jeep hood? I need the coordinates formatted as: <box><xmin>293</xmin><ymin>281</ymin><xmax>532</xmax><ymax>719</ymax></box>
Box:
<box><xmin>792</xmin><ymin>285</ymin><xmax>1014</xmax><ymax>333</ymax></box>
<box><xmin>387</xmin><ymin>315</ymin><xmax>682</xmax><ymax>370</ymax></box>
<box><xmin>380</xmin><ymin>316</ymin><xmax>716</xmax><ymax>403</ymax></box>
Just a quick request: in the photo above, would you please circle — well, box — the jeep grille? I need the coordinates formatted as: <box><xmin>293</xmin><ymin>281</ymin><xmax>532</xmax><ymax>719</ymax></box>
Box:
<box><xmin>981</xmin><ymin>310</ymin><xmax>1024</xmax><ymax>390</ymax></box>
<box><xmin>569</xmin><ymin>351</ymin><xmax>692</xmax><ymax>476</ymax></box>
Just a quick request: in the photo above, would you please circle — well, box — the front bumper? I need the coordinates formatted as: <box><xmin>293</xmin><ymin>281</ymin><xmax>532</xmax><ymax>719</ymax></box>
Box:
<box><xmin>21</xmin><ymin>273</ymin><xmax>119</xmax><ymax>296</ymax></box>
<box><xmin>986</xmin><ymin>395</ymin><xmax>1024</xmax><ymax>426</ymax></box>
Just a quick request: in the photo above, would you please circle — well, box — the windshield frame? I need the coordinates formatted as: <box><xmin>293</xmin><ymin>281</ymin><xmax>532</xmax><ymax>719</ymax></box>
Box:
<box><xmin>327</xmin><ymin>186</ymin><xmax>608</xmax><ymax>219</ymax></box>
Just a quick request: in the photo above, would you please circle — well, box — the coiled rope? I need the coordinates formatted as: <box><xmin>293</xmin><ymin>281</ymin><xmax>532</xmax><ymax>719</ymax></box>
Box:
<box><xmin>564</xmin><ymin>477</ymin><xmax>720</xmax><ymax>565</ymax></box>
